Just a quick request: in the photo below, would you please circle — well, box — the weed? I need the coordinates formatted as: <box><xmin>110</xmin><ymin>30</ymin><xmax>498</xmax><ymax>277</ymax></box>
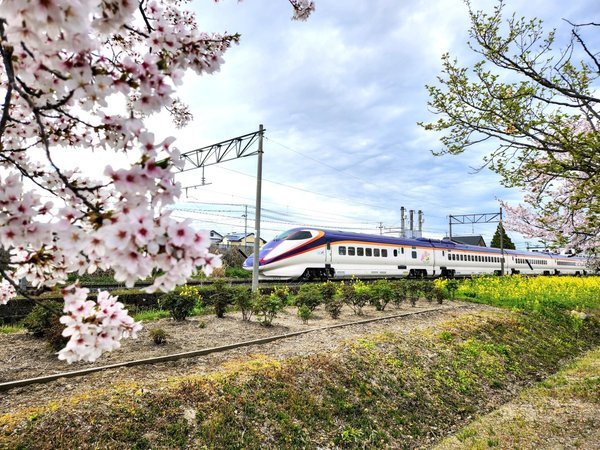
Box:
<box><xmin>149</xmin><ymin>328</ymin><xmax>167</xmax><ymax>345</ymax></box>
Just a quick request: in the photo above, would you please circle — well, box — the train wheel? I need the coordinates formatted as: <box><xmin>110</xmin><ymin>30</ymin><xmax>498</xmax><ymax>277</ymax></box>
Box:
<box><xmin>300</xmin><ymin>269</ymin><xmax>314</xmax><ymax>281</ymax></box>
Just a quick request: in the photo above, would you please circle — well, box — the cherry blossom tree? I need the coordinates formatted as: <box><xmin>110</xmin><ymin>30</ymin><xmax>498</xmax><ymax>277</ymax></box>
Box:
<box><xmin>420</xmin><ymin>1</ymin><xmax>599</xmax><ymax>259</ymax></box>
<box><xmin>0</xmin><ymin>0</ymin><xmax>314</xmax><ymax>363</ymax></box>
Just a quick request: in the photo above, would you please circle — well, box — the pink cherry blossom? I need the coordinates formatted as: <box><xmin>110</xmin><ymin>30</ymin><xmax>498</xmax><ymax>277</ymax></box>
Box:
<box><xmin>0</xmin><ymin>0</ymin><xmax>312</xmax><ymax>363</ymax></box>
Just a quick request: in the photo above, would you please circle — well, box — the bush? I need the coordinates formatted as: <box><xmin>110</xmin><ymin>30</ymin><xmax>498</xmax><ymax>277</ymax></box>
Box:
<box><xmin>434</xmin><ymin>287</ymin><xmax>445</xmax><ymax>304</ymax></box>
<box><xmin>160</xmin><ymin>291</ymin><xmax>197</xmax><ymax>321</ymax></box>
<box><xmin>319</xmin><ymin>281</ymin><xmax>337</xmax><ymax>302</ymax></box>
<box><xmin>232</xmin><ymin>286</ymin><xmax>253</xmax><ymax>321</ymax></box>
<box><xmin>391</xmin><ymin>280</ymin><xmax>408</xmax><ymax>308</ymax></box>
<box><xmin>225</xmin><ymin>267</ymin><xmax>252</xmax><ymax>279</ymax></box>
<box><xmin>370</xmin><ymin>279</ymin><xmax>395</xmax><ymax>311</ymax></box>
<box><xmin>22</xmin><ymin>302</ymin><xmax>68</xmax><ymax>351</ymax></box>
<box><xmin>252</xmin><ymin>291</ymin><xmax>284</xmax><ymax>327</ymax></box>
<box><xmin>23</xmin><ymin>301</ymin><xmax>63</xmax><ymax>337</ymax></box>
<box><xmin>421</xmin><ymin>281</ymin><xmax>435</xmax><ymax>303</ymax></box>
<box><xmin>433</xmin><ymin>279</ymin><xmax>448</xmax><ymax>304</ymax></box>
<box><xmin>294</xmin><ymin>284</ymin><xmax>322</xmax><ymax>312</ymax></box>
<box><xmin>297</xmin><ymin>304</ymin><xmax>312</xmax><ymax>324</ymax></box>
<box><xmin>406</xmin><ymin>281</ymin><xmax>421</xmax><ymax>307</ymax></box>
<box><xmin>324</xmin><ymin>293</ymin><xmax>344</xmax><ymax>319</ymax></box>
<box><xmin>220</xmin><ymin>246</ymin><xmax>246</xmax><ymax>269</ymax></box>
<box><xmin>337</xmin><ymin>280</ymin><xmax>369</xmax><ymax>316</ymax></box>
<box><xmin>270</xmin><ymin>286</ymin><xmax>291</xmax><ymax>306</ymax></box>
<box><xmin>150</xmin><ymin>328</ymin><xmax>167</xmax><ymax>345</ymax></box>
<box><xmin>446</xmin><ymin>279</ymin><xmax>459</xmax><ymax>298</ymax></box>
<box><xmin>210</xmin><ymin>279</ymin><xmax>233</xmax><ymax>318</ymax></box>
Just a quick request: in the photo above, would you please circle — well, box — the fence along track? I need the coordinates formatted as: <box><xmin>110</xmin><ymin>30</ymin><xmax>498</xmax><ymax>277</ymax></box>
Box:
<box><xmin>0</xmin><ymin>305</ymin><xmax>462</xmax><ymax>392</ymax></box>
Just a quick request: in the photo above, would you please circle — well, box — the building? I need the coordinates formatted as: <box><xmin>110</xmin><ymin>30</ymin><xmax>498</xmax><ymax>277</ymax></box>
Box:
<box><xmin>447</xmin><ymin>235</ymin><xmax>487</xmax><ymax>247</ymax></box>
<box><xmin>221</xmin><ymin>232</ymin><xmax>266</xmax><ymax>248</ymax></box>
<box><xmin>208</xmin><ymin>230</ymin><xmax>223</xmax><ymax>245</ymax></box>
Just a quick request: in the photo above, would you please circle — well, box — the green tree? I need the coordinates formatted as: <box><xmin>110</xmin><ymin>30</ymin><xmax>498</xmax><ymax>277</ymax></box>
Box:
<box><xmin>420</xmin><ymin>1</ymin><xmax>599</xmax><ymax>256</ymax></box>
<box><xmin>490</xmin><ymin>223</ymin><xmax>516</xmax><ymax>250</ymax></box>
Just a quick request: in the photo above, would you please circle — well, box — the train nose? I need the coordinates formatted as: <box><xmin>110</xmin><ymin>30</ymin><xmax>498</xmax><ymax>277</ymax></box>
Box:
<box><xmin>243</xmin><ymin>254</ymin><xmax>254</xmax><ymax>269</ymax></box>
<box><xmin>243</xmin><ymin>251</ymin><xmax>266</xmax><ymax>269</ymax></box>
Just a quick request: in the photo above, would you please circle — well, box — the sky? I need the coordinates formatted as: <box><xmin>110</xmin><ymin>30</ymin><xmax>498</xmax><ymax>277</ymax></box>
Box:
<box><xmin>143</xmin><ymin>0</ymin><xmax>599</xmax><ymax>248</ymax></box>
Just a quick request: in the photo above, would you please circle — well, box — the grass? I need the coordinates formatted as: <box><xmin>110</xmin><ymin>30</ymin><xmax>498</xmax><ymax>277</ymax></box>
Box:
<box><xmin>0</xmin><ymin>324</ymin><xmax>23</xmax><ymax>334</ymax></box>
<box><xmin>435</xmin><ymin>346</ymin><xmax>600</xmax><ymax>449</ymax></box>
<box><xmin>131</xmin><ymin>309</ymin><xmax>171</xmax><ymax>322</ymax></box>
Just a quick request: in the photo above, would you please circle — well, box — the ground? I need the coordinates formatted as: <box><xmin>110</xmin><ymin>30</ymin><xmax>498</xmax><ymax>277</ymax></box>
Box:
<box><xmin>2</xmin><ymin>300</ymin><xmax>598</xmax><ymax>449</ymax></box>
<box><xmin>1</xmin><ymin>300</ymin><xmax>477</xmax><ymax>412</ymax></box>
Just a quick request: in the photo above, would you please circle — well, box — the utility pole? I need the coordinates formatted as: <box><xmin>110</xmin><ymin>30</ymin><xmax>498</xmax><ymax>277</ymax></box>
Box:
<box><xmin>378</xmin><ymin>222</ymin><xmax>383</xmax><ymax>235</ymax></box>
<box><xmin>252</xmin><ymin>124</ymin><xmax>264</xmax><ymax>291</ymax></box>
<box><xmin>499</xmin><ymin>207</ymin><xmax>505</xmax><ymax>276</ymax></box>
<box><xmin>163</xmin><ymin>126</ymin><xmax>265</xmax><ymax>287</ymax></box>
<box><xmin>242</xmin><ymin>204</ymin><xmax>248</xmax><ymax>248</ymax></box>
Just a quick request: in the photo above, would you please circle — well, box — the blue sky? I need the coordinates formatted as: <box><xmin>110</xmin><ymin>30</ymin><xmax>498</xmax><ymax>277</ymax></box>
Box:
<box><xmin>150</xmin><ymin>0</ymin><xmax>599</xmax><ymax>247</ymax></box>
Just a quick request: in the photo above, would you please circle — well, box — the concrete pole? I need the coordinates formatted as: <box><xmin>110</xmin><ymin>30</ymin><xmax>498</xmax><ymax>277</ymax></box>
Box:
<box><xmin>500</xmin><ymin>207</ymin><xmax>505</xmax><ymax>276</ymax></box>
<box><xmin>252</xmin><ymin>124</ymin><xmax>264</xmax><ymax>291</ymax></box>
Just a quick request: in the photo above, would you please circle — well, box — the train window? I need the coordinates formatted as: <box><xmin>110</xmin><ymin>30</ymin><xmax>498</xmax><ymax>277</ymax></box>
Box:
<box><xmin>393</xmin><ymin>249</ymin><xmax>398</xmax><ymax>257</ymax></box>
<box><xmin>339</xmin><ymin>246</ymin><xmax>346</xmax><ymax>256</ymax></box>
<box><xmin>460</xmin><ymin>254</ymin><xmax>464</xmax><ymax>261</ymax></box>
<box><xmin>366</xmin><ymin>248</ymin><xmax>372</xmax><ymax>257</ymax></box>
<box><xmin>287</xmin><ymin>231</ymin><xmax>313</xmax><ymax>240</ymax></box>
<box><xmin>411</xmin><ymin>250</ymin><xmax>417</xmax><ymax>259</ymax></box>
<box><xmin>374</xmin><ymin>248</ymin><xmax>380</xmax><ymax>257</ymax></box>
<box><xmin>357</xmin><ymin>248</ymin><xmax>364</xmax><ymax>256</ymax></box>
<box><xmin>348</xmin><ymin>247</ymin><xmax>355</xmax><ymax>256</ymax></box>
<box><xmin>382</xmin><ymin>249</ymin><xmax>388</xmax><ymax>257</ymax></box>
<box><xmin>442</xmin><ymin>251</ymin><xmax>445</xmax><ymax>257</ymax></box>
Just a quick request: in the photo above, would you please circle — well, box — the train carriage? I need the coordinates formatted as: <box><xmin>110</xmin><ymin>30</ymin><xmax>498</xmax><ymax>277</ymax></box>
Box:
<box><xmin>243</xmin><ymin>228</ymin><xmax>591</xmax><ymax>280</ymax></box>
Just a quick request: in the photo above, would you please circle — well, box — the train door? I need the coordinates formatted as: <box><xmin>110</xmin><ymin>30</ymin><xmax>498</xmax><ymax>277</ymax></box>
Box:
<box><xmin>325</xmin><ymin>242</ymin><xmax>333</xmax><ymax>277</ymax></box>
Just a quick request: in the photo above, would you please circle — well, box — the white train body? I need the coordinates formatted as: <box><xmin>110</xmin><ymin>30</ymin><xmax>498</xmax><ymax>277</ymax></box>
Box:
<box><xmin>243</xmin><ymin>228</ymin><xmax>591</xmax><ymax>279</ymax></box>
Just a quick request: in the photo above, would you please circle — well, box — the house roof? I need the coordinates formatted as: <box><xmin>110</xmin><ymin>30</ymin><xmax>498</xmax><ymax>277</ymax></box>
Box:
<box><xmin>224</xmin><ymin>232</ymin><xmax>254</xmax><ymax>242</ymax></box>
<box><xmin>449</xmin><ymin>235</ymin><xmax>487</xmax><ymax>247</ymax></box>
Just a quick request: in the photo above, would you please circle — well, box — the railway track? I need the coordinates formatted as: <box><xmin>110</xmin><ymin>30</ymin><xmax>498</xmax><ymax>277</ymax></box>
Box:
<box><xmin>0</xmin><ymin>305</ymin><xmax>458</xmax><ymax>392</ymax></box>
<box><xmin>79</xmin><ymin>276</ymin><xmax>443</xmax><ymax>291</ymax></box>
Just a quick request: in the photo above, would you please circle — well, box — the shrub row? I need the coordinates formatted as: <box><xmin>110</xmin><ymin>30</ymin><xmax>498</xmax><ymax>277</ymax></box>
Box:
<box><xmin>156</xmin><ymin>279</ymin><xmax>452</xmax><ymax>326</ymax></box>
<box><xmin>20</xmin><ymin>279</ymin><xmax>454</xmax><ymax>348</ymax></box>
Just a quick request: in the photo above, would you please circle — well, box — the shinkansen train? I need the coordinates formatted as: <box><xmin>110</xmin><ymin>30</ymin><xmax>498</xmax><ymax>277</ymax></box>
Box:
<box><xmin>242</xmin><ymin>228</ymin><xmax>591</xmax><ymax>280</ymax></box>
